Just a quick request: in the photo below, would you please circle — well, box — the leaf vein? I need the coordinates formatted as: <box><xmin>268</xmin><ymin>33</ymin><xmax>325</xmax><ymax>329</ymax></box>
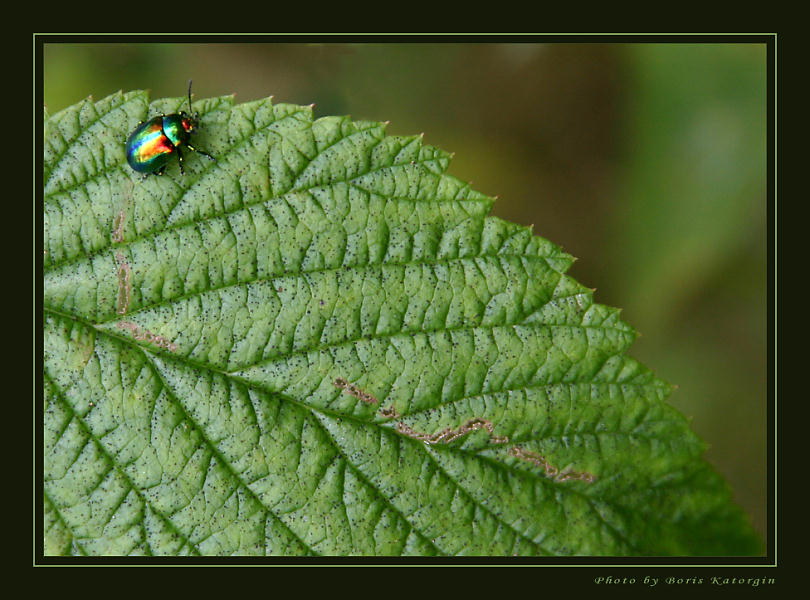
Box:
<box><xmin>43</xmin><ymin>371</ymin><xmax>203</xmax><ymax>556</ymax></box>
<box><xmin>141</xmin><ymin>348</ymin><xmax>317</xmax><ymax>556</ymax></box>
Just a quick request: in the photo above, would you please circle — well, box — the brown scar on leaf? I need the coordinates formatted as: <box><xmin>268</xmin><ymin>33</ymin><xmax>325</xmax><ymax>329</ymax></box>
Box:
<box><xmin>111</xmin><ymin>180</ymin><xmax>133</xmax><ymax>243</ymax></box>
<box><xmin>508</xmin><ymin>446</ymin><xmax>596</xmax><ymax>483</ymax></box>
<box><xmin>111</xmin><ymin>210</ymin><xmax>126</xmax><ymax>243</ymax></box>
<box><xmin>333</xmin><ymin>377</ymin><xmax>379</xmax><ymax>404</ymax></box>
<box><xmin>115</xmin><ymin>251</ymin><xmax>132</xmax><ymax>315</ymax></box>
<box><xmin>397</xmin><ymin>417</ymin><xmax>508</xmax><ymax>445</ymax></box>
<box><xmin>378</xmin><ymin>404</ymin><xmax>400</xmax><ymax>419</ymax></box>
<box><xmin>117</xmin><ymin>321</ymin><xmax>177</xmax><ymax>352</ymax></box>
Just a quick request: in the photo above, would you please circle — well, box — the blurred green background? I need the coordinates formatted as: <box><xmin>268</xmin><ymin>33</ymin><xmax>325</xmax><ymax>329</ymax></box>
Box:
<box><xmin>43</xmin><ymin>41</ymin><xmax>768</xmax><ymax>544</ymax></box>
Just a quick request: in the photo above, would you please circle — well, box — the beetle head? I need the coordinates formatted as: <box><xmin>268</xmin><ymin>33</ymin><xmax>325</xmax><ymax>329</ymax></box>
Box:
<box><xmin>181</xmin><ymin>80</ymin><xmax>201</xmax><ymax>132</ymax></box>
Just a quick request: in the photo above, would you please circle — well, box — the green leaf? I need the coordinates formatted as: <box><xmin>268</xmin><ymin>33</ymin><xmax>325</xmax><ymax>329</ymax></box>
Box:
<box><xmin>42</xmin><ymin>90</ymin><xmax>761</xmax><ymax>556</ymax></box>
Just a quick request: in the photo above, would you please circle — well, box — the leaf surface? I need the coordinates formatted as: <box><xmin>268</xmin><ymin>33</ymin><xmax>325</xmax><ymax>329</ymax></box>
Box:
<box><xmin>42</xmin><ymin>90</ymin><xmax>760</xmax><ymax>556</ymax></box>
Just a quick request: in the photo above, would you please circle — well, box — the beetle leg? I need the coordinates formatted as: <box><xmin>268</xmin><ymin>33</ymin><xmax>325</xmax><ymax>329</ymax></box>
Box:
<box><xmin>176</xmin><ymin>146</ymin><xmax>185</xmax><ymax>175</ymax></box>
<box><xmin>156</xmin><ymin>165</ymin><xmax>166</xmax><ymax>176</ymax></box>
<box><xmin>186</xmin><ymin>143</ymin><xmax>216</xmax><ymax>162</ymax></box>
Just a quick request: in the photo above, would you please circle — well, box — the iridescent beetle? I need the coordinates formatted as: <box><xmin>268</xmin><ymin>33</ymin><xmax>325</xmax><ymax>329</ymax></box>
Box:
<box><xmin>125</xmin><ymin>80</ymin><xmax>215</xmax><ymax>176</ymax></box>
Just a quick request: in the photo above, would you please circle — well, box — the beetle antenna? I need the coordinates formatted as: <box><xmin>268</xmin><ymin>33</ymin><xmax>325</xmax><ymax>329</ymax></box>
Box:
<box><xmin>187</xmin><ymin>79</ymin><xmax>193</xmax><ymax>113</ymax></box>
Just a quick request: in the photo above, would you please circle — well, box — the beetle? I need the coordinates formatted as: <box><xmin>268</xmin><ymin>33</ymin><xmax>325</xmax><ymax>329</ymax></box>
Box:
<box><xmin>125</xmin><ymin>80</ymin><xmax>215</xmax><ymax>177</ymax></box>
